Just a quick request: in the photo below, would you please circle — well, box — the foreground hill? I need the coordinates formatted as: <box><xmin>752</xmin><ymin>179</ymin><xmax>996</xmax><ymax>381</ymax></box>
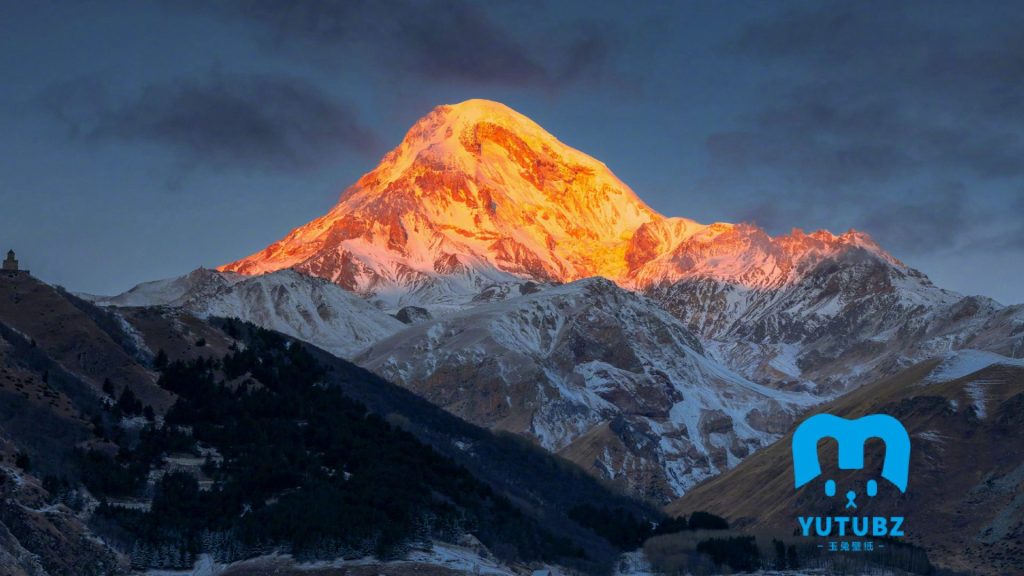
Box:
<box><xmin>0</xmin><ymin>272</ymin><xmax>175</xmax><ymax>411</ymax></box>
<box><xmin>1</xmin><ymin>274</ymin><xmax>660</xmax><ymax>574</ymax></box>
<box><xmin>668</xmin><ymin>349</ymin><xmax>1024</xmax><ymax>575</ymax></box>
<box><xmin>0</xmin><ymin>273</ymin><xmax>231</xmax><ymax>575</ymax></box>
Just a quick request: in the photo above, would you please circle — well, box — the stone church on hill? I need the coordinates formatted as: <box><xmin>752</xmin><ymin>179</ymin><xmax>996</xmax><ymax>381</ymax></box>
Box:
<box><xmin>3</xmin><ymin>249</ymin><xmax>28</xmax><ymax>276</ymax></box>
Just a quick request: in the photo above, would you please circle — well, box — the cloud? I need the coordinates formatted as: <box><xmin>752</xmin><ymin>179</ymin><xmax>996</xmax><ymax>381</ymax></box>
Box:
<box><xmin>700</xmin><ymin>1</ymin><xmax>1024</xmax><ymax>255</ymax></box>
<box><xmin>40</xmin><ymin>71</ymin><xmax>378</xmax><ymax>172</ymax></box>
<box><xmin>858</xmin><ymin>182</ymin><xmax>972</xmax><ymax>252</ymax></box>
<box><xmin>705</xmin><ymin>87</ymin><xmax>1024</xmax><ymax>189</ymax></box>
<box><xmin>198</xmin><ymin>0</ymin><xmax>611</xmax><ymax>88</ymax></box>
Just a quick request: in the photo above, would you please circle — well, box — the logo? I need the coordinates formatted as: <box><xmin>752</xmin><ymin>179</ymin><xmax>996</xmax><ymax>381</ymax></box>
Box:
<box><xmin>791</xmin><ymin>414</ymin><xmax>911</xmax><ymax>552</ymax></box>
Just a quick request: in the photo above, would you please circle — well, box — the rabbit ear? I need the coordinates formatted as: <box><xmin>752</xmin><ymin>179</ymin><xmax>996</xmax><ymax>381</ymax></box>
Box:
<box><xmin>792</xmin><ymin>414</ymin><xmax>911</xmax><ymax>493</ymax></box>
<box><xmin>870</xmin><ymin>416</ymin><xmax>910</xmax><ymax>492</ymax></box>
<box><xmin>792</xmin><ymin>414</ymin><xmax>837</xmax><ymax>488</ymax></box>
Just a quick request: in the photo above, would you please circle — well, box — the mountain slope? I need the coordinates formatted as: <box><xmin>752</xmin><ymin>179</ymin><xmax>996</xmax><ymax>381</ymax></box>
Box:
<box><xmin>0</xmin><ymin>272</ymin><xmax>173</xmax><ymax>411</ymax></box>
<box><xmin>0</xmin><ymin>273</ymin><xmax>238</xmax><ymax>575</ymax></box>
<box><xmin>357</xmin><ymin>277</ymin><xmax>815</xmax><ymax>501</ymax></box>
<box><xmin>667</xmin><ymin>349</ymin><xmax>1024</xmax><ymax>575</ymax></box>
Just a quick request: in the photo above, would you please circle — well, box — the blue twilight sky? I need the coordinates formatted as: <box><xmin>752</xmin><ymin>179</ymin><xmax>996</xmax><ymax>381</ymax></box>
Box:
<box><xmin>1</xmin><ymin>0</ymin><xmax>1022</xmax><ymax>303</ymax></box>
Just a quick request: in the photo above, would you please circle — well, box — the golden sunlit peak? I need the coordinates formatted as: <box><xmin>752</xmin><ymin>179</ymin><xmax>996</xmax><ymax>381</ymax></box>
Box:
<box><xmin>374</xmin><ymin>98</ymin><xmax>563</xmax><ymax>173</ymax></box>
<box><xmin>221</xmin><ymin>98</ymin><xmax>905</xmax><ymax>295</ymax></box>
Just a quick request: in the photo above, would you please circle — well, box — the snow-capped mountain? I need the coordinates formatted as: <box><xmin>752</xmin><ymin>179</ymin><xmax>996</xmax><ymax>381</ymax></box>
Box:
<box><xmin>357</xmin><ymin>277</ymin><xmax>815</xmax><ymax>501</ymax></box>
<box><xmin>217</xmin><ymin>98</ymin><xmax>1021</xmax><ymax>390</ymax></box>
<box><xmin>216</xmin><ymin>100</ymin><xmax>924</xmax><ymax>308</ymax></box>
<box><xmin>97</xmin><ymin>98</ymin><xmax>1023</xmax><ymax>501</ymax></box>
<box><xmin>221</xmin><ymin>99</ymin><xmax>667</xmax><ymax>309</ymax></box>
<box><xmin>94</xmin><ymin>268</ymin><xmax>404</xmax><ymax>359</ymax></box>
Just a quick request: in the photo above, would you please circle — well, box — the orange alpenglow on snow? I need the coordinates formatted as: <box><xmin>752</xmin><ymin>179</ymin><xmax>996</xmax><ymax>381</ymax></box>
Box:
<box><xmin>220</xmin><ymin>99</ymin><xmax>896</xmax><ymax>300</ymax></box>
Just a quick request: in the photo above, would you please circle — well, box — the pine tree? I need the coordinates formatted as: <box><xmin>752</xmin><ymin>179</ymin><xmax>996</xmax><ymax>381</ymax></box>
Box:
<box><xmin>116</xmin><ymin>386</ymin><xmax>143</xmax><ymax>416</ymax></box>
<box><xmin>786</xmin><ymin>544</ymin><xmax>800</xmax><ymax>569</ymax></box>
<box><xmin>773</xmin><ymin>539</ymin><xmax>786</xmax><ymax>570</ymax></box>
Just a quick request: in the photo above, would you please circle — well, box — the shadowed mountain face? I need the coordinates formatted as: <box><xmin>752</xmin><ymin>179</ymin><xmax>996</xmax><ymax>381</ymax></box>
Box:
<box><xmin>103</xmin><ymin>267</ymin><xmax>816</xmax><ymax>502</ymax></box>
<box><xmin>0</xmin><ymin>273</ymin><xmax>235</xmax><ymax>575</ymax></box>
<box><xmin>357</xmin><ymin>277</ymin><xmax>814</xmax><ymax>501</ymax></box>
<box><xmin>668</xmin><ymin>351</ymin><xmax>1024</xmax><ymax>575</ymax></box>
<box><xmin>647</xmin><ymin>246</ymin><xmax>1024</xmax><ymax>396</ymax></box>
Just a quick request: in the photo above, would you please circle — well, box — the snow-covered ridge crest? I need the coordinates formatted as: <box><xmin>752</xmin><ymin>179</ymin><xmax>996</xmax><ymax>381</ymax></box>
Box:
<box><xmin>94</xmin><ymin>268</ymin><xmax>404</xmax><ymax>359</ymax></box>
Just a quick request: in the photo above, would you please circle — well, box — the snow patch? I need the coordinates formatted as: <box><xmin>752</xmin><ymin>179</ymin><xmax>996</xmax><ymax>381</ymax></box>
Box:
<box><xmin>927</xmin><ymin>349</ymin><xmax>1024</xmax><ymax>383</ymax></box>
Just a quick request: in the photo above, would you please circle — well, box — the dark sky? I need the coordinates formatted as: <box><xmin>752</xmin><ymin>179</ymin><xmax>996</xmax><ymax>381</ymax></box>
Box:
<box><xmin>2</xmin><ymin>1</ymin><xmax>1022</xmax><ymax>304</ymax></box>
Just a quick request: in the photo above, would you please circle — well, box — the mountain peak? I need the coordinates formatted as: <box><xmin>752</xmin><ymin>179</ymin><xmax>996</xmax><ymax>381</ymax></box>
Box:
<box><xmin>427</xmin><ymin>99</ymin><xmax>553</xmax><ymax>136</ymax></box>
<box><xmin>435</xmin><ymin>98</ymin><xmax>529</xmax><ymax>122</ymax></box>
<box><xmin>222</xmin><ymin>99</ymin><xmax>661</xmax><ymax>294</ymax></box>
<box><xmin>392</xmin><ymin>99</ymin><xmax>553</xmax><ymax>149</ymax></box>
<box><xmin>371</xmin><ymin>98</ymin><xmax>619</xmax><ymax>187</ymax></box>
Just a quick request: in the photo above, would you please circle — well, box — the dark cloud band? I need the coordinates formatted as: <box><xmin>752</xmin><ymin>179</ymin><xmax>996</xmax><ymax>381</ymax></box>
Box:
<box><xmin>41</xmin><ymin>71</ymin><xmax>378</xmax><ymax>172</ymax></box>
<box><xmin>203</xmin><ymin>0</ymin><xmax>610</xmax><ymax>88</ymax></box>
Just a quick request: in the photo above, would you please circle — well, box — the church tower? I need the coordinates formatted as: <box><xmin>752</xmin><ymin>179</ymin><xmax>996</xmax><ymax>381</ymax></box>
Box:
<box><xmin>3</xmin><ymin>250</ymin><xmax>20</xmax><ymax>273</ymax></box>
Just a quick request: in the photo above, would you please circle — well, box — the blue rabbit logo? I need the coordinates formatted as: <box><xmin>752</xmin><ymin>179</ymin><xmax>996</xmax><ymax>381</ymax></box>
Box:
<box><xmin>792</xmin><ymin>414</ymin><xmax>910</xmax><ymax>509</ymax></box>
